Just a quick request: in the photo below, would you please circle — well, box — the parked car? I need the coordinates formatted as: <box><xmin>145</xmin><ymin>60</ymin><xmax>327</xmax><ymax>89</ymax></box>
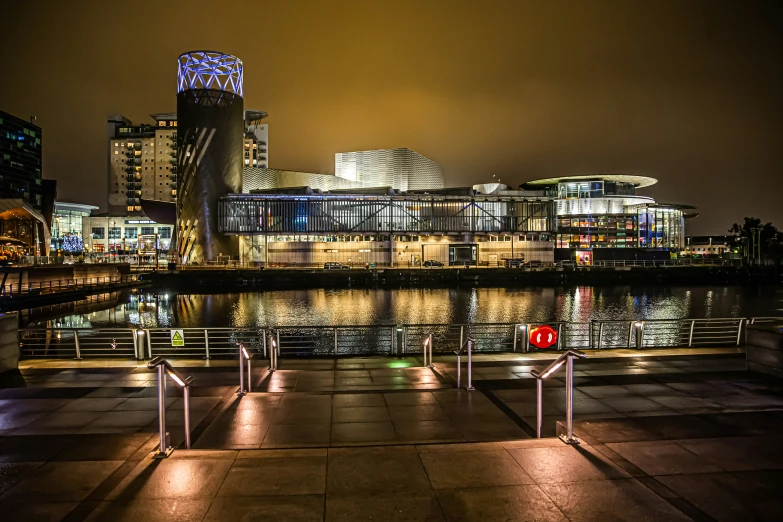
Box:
<box><xmin>423</xmin><ymin>260</ymin><xmax>444</xmax><ymax>267</ymax></box>
<box><xmin>525</xmin><ymin>260</ymin><xmax>545</xmax><ymax>268</ymax></box>
<box><xmin>323</xmin><ymin>262</ymin><xmax>349</xmax><ymax>270</ymax></box>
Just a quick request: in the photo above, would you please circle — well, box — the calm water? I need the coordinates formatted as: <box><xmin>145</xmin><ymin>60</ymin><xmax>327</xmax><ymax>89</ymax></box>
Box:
<box><xmin>33</xmin><ymin>285</ymin><xmax>783</xmax><ymax>329</ymax></box>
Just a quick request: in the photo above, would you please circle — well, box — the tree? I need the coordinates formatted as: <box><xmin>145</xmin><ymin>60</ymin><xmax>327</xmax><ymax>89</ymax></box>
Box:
<box><xmin>728</xmin><ymin>217</ymin><xmax>778</xmax><ymax>260</ymax></box>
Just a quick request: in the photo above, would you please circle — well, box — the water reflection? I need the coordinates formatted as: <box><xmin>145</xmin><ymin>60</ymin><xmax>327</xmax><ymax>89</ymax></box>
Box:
<box><xmin>31</xmin><ymin>285</ymin><xmax>781</xmax><ymax>329</ymax></box>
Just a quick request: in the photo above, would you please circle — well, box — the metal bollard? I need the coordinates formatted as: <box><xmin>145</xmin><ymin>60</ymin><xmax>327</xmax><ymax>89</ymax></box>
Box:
<box><xmin>244</xmin><ymin>346</ymin><xmax>252</xmax><ymax>393</ymax></box>
<box><xmin>269</xmin><ymin>334</ymin><xmax>277</xmax><ymax>372</ymax></box>
<box><xmin>238</xmin><ymin>344</ymin><xmax>246</xmax><ymax>396</ymax></box>
<box><xmin>423</xmin><ymin>333</ymin><xmax>433</xmax><ymax>368</ymax></box>
<box><xmin>466</xmin><ymin>337</ymin><xmax>475</xmax><ymax>391</ymax></box>
<box><xmin>183</xmin><ymin>385</ymin><xmax>191</xmax><ymax>449</ymax></box>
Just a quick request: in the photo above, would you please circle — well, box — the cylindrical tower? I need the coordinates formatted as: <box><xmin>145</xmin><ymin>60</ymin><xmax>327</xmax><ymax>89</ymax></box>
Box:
<box><xmin>176</xmin><ymin>51</ymin><xmax>244</xmax><ymax>263</ymax></box>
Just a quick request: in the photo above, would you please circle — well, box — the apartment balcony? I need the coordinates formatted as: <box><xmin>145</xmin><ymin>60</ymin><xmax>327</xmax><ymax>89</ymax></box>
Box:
<box><xmin>258</xmin><ymin>148</ymin><xmax>267</xmax><ymax>153</ymax></box>
<box><xmin>169</xmin><ymin>151</ymin><xmax>177</xmax><ymax>157</ymax></box>
<box><xmin>126</xmin><ymin>197</ymin><xmax>140</xmax><ymax>206</ymax></box>
<box><xmin>171</xmin><ymin>166</ymin><xmax>177</xmax><ymax>173</ymax></box>
<box><xmin>125</xmin><ymin>158</ymin><xmax>141</xmax><ymax>166</ymax></box>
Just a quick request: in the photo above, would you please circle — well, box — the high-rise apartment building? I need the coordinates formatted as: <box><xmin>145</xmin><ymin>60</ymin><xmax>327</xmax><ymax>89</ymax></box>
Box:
<box><xmin>0</xmin><ymin>109</ymin><xmax>43</xmax><ymax>210</ymax></box>
<box><xmin>107</xmin><ymin>111</ymin><xmax>268</xmax><ymax>215</ymax></box>
<box><xmin>107</xmin><ymin>114</ymin><xmax>179</xmax><ymax>215</ymax></box>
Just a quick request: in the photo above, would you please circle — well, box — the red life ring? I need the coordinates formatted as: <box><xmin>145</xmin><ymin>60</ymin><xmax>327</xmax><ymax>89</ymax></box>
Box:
<box><xmin>530</xmin><ymin>325</ymin><xmax>558</xmax><ymax>349</ymax></box>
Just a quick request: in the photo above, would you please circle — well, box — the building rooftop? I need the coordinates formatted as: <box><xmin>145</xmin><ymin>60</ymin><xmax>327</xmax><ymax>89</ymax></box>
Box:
<box><xmin>523</xmin><ymin>174</ymin><xmax>658</xmax><ymax>188</ymax></box>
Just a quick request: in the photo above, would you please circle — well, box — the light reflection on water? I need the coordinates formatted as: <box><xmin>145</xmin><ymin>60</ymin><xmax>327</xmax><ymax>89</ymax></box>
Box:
<box><xmin>34</xmin><ymin>285</ymin><xmax>782</xmax><ymax>329</ymax></box>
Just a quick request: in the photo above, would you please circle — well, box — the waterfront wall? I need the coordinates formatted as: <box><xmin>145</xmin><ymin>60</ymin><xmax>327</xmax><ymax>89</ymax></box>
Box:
<box><xmin>1</xmin><ymin>263</ymin><xmax>130</xmax><ymax>294</ymax></box>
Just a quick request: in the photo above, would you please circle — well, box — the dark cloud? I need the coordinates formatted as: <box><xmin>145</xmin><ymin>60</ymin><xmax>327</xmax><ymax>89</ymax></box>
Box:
<box><xmin>1</xmin><ymin>0</ymin><xmax>780</xmax><ymax>233</ymax></box>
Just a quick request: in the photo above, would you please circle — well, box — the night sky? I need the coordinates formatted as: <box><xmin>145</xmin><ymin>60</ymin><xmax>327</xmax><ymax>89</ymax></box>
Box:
<box><xmin>1</xmin><ymin>0</ymin><xmax>780</xmax><ymax>234</ymax></box>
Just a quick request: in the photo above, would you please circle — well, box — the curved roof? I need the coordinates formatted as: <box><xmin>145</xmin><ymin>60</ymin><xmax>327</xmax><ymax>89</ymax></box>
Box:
<box><xmin>524</xmin><ymin>174</ymin><xmax>658</xmax><ymax>188</ymax></box>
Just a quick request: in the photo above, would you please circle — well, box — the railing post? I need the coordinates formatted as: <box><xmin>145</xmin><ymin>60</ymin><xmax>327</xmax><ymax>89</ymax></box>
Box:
<box><xmin>523</xmin><ymin>324</ymin><xmax>530</xmax><ymax>352</ymax></box>
<box><xmin>736</xmin><ymin>319</ymin><xmax>744</xmax><ymax>346</ymax></box>
<box><xmin>238</xmin><ymin>345</ymin><xmax>246</xmax><ymax>395</ymax></box>
<box><xmin>262</xmin><ymin>328</ymin><xmax>267</xmax><ymax>358</ymax></box>
<box><xmin>427</xmin><ymin>333</ymin><xmax>433</xmax><ymax>368</ymax></box>
<box><xmin>204</xmin><ymin>329</ymin><xmax>210</xmax><ymax>359</ymax></box>
<box><xmin>466</xmin><ymin>337</ymin><xmax>474</xmax><ymax>391</ymax></box>
<box><xmin>247</xmin><ymin>350</ymin><xmax>252</xmax><ymax>393</ymax></box>
<box><xmin>627</xmin><ymin>321</ymin><xmax>634</xmax><ymax>349</ymax></box>
<box><xmin>559</xmin><ymin>354</ymin><xmax>580</xmax><ymax>445</ymax></box>
<box><xmin>183</xmin><ymin>384</ymin><xmax>192</xmax><ymax>449</ymax></box>
<box><xmin>536</xmin><ymin>378</ymin><xmax>543</xmax><ymax>438</ymax></box>
<box><xmin>146</xmin><ymin>329</ymin><xmax>152</xmax><ymax>358</ymax></box>
<box><xmin>334</xmin><ymin>327</ymin><xmax>338</xmax><ymax>356</ymax></box>
<box><xmin>556</xmin><ymin>323</ymin><xmax>563</xmax><ymax>350</ymax></box>
<box><xmin>73</xmin><ymin>329</ymin><xmax>82</xmax><ymax>360</ymax></box>
<box><xmin>456</xmin><ymin>351</ymin><xmax>461</xmax><ymax>388</ymax></box>
<box><xmin>276</xmin><ymin>329</ymin><xmax>281</xmax><ymax>360</ymax></box>
<box><xmin>459</xmin><ymin>325</ymin><xmax>464</xmax><ymax>350</ymax></box>
<box><xmin>688</xmin><ymin>320</ymin><xmax>695</xmax><ymax>347</ymax></box>
<box><xmin>597</xmin><ymin>322</ymin><xmax>604</xmax><ymax>349</ymax></box>
<box><xmin>513</xmin><ymin>324</ymin><xmax>518</xmax><ymax>352</ymax></box>
<box><xmin>636</xmin><ymin>322</ymin><xmax>644</xmax><ymax>349</ymax></box>
<box><xmin>153</xmin><ymin>364</ymin><xmax>172</xmax><ymax>458</ymax></box>
<box><xmin>396</xmin><ymin>326</ymin><xmax>404</xmax><ymax>357</ymax></box>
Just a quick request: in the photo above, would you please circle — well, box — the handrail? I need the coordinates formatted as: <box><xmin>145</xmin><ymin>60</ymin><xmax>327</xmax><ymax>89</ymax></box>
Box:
<box><xmin>453</xmin><ymin>336</ymin><xmax>476</xmax><ymax>390</ymax></box>
<box><xmin>147</xmin><ymin>357</ymin><xmax>193</xmax><ymax>457</ymax></box>
<box><xmin>531</xmin><ymin>349</ymin><xmax>587</xmax><ymax>380</ymax></box>
<box><xmin>531</xmin><ymin>349</ymin><xmax>587</xmax><ymax>444</ymax></box>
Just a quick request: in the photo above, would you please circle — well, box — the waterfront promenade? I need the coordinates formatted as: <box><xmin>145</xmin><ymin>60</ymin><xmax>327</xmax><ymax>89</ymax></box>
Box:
<box><xmin>2</xmin><ymin>350</ymin><xmax>783</xmax><ymax>520</ymax></box>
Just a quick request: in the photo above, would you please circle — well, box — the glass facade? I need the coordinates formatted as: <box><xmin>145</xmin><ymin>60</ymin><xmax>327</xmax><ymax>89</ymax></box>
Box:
<box><xmin>556</xmin><ymin>214</ymin><xmax>638</xmax><ymax>248</ymax></box>
<box><xmin>0</xmin><ymin>110</ymin><xmax>43</xmax><ymax>209</ymax></box>
<box><xmin>219</xmin><ymin>195</ymin><xmax>555</xmax><ymax>235</ymax></box>
<box><xmin>637</xmin><ymin>206</ymin><xmax>684</xmax><ymax>249</ymax></box>
<box><xmin>50</xmin><ymin>203</ymin><xmax>96</xmax><ymax>253</ymax></box>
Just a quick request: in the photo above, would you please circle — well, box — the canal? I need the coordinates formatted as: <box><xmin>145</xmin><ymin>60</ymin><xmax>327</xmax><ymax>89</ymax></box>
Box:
<box><xmin>27</xmin><ymin>285</ymin><xmax>783</xmax><ymax>329</ymax></box>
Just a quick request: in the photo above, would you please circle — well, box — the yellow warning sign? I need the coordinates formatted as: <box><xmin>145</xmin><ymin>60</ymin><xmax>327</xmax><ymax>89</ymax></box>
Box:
<box><xmin>171</xmin><ymin>329</ymin><xmax>185</xmax><ymax>347</ymax></box>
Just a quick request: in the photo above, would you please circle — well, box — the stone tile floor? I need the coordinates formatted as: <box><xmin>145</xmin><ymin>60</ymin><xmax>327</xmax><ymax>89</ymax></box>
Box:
<box><xmin>2</xmin><ymin>349</ymin><xmax>783</xmax><ymax>520</ymax></box>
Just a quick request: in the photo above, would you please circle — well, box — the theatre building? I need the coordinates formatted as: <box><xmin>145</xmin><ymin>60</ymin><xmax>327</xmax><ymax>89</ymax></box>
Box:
<box><xmin>520</xmin><ymin>175</ymin><xmax>695</xmax><ymax>264</ymax></box>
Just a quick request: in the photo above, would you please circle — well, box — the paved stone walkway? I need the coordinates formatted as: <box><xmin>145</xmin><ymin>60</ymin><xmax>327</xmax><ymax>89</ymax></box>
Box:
<box><xmin>2</xmin><ymin>350</ymin><xmax>783</xmax><ymax>520</ymax></box>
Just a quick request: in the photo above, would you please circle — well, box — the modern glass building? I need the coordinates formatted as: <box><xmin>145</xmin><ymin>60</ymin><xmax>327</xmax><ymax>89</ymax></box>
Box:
<box><xmin>50</xmin><ymin>202</ymin><xmax>99</xmax><ymax>253</ymax></box>
<box><xmin>521</xmin><ymin>175</ymin><xmax>693</xmax><ymax>263</ymax></box>
<box><xmin>218</xmin><ymin>192</ymin><xmax>555</xmax><ymax>266</ymax></box>
<box><xmin>0</xmin><ymin>110</ymin><xmax>43</xmax><ymax>210</ymax></box>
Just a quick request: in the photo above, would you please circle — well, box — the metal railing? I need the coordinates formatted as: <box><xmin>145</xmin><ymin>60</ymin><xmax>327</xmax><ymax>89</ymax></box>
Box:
<box><xmin>1</xmin><ymin>274</ymin><xmax>139</xmax><ymax>296</ymax></box>
<box><xmin>18</xmin><ymin>317</ymin><xmax>778</xmax><ymax>360</ymax></box>
<box><xmin>531</xmin><ymin>350</ymin><xmax>587</xmax><ymax>443</ymax></box>
<box><xmin>589</xmin><ymin>258</ymin><xmax>744</xmax><ymax>268</ymax></box>
<box><xmin>147</xmin><ymin>357</ymin><xmax>193</xmax><ymax>457</ymax></box>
